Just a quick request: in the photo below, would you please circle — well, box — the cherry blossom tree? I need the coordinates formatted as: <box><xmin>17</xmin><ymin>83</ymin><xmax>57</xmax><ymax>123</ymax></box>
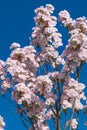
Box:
<box><xmin>0</xmin><ymin>4</ymin><xmax>87</xmax><ymax>130</ymax></box>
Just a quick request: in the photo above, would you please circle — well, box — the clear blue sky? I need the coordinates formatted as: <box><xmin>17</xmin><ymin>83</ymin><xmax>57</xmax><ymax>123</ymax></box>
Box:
<box><xmin>0</xmin><ymin>0</ymin><xmax>87</xmax><ymax>130</ymax></box>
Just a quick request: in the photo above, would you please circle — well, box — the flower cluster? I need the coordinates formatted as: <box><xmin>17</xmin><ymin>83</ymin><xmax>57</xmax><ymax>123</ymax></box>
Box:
<box><xmin>0</xmin><ymin>44</ymin><xmax>39</xmax><ymax>93</ymax></box>
<box><xmin>58</xmin><ymin>10</ymin><xmax>76</xmax><ymax>30</ymax></box>
<box><xmin>32</xmin><ymin>4</ymin><xmax>62</xmax><ymax>48</ymax></box>
<box><xmin>12</xmin><ymin>82</ymin><xmax>51</xmax><ymax>128</ymax></box>
<box><xmin>58</xmin><ymin>11</ymin><xmax>87</xmax><ymax>71</ymax></box>
<box><xmin>33</xmin><ymin>75</ymin><xmax>52</xmax><ymax>96</ymax></box>
<box><xmin>59</xmin><ymin>10</ymin><xmax>87</xmax><ymax>34</ymax></box>
<box><xmin>61</xmin><ymin>77</ymin><xmax>86</xmax><ymax>110</ymax></box>
<box><xmin>31</xmin><ymin>4</ymin><xmax>63</xmax><ymax>68</ymax></box>
<box><xmin>62</xmin><ymin>29</ymin><xmax>87</xmax><ymax>70</ymax></box>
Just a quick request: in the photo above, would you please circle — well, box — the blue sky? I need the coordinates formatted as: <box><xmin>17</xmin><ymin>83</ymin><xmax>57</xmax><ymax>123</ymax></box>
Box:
<box><xmin>0</xmin><ymin>0</ymin><xmax>87</xmax><ymax>130</ymax></box>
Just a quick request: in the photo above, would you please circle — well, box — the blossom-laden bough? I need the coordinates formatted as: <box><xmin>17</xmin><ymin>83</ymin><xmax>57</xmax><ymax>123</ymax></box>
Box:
<box><xmin>0</xmin><ymin>4</ymin><xmax>87</xmax><ymax>130</ymax></box>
